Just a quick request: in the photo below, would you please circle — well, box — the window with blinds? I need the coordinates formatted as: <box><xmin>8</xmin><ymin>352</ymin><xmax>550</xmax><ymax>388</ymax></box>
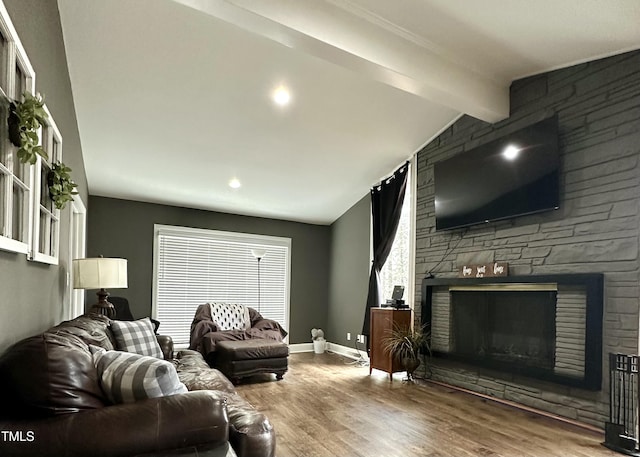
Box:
<box><xmin>153</xmin><ymin>224</ymin><xmax>291</xmax><ymax>346</ymax></box>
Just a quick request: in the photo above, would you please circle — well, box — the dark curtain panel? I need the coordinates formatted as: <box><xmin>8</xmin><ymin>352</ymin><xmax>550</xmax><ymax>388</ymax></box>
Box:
<box><xmin>362</xmin><ymin>161</ymin><xmax>409</xmax><ymax>340</ymax></box>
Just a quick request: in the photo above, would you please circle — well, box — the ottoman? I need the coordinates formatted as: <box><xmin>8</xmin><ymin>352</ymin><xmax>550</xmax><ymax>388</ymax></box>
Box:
<box><xmin>216</xmin><ymin>339</ymin><xmax>289</xmax><ymax>384</ymax></box>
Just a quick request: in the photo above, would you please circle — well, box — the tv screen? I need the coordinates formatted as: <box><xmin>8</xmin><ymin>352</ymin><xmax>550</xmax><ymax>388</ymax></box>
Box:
<box><xmin>434</xmin><ymin>116</ymin><xmax>560</xmax><ymax>231</ymax></box>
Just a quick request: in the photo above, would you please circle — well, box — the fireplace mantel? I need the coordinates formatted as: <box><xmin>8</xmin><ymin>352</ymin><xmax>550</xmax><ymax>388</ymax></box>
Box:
<box><xmin>421</xmin><ymin>273</ymin><xmax>604</xmax><ymax>390</ymax></box>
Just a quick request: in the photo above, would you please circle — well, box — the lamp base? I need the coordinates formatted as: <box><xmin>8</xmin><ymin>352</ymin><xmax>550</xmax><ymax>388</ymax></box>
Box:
<box><xmin>89</xmin><ymin>288</ymin><xmax>116</xmax><ymax>318</ymax></box>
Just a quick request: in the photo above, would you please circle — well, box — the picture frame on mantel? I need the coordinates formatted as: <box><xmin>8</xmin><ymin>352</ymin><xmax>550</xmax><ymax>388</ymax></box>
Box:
<box><xmin>458</xmin><ymin>262</ymin><xmax>508</xmax><ymax>278</ymax></box>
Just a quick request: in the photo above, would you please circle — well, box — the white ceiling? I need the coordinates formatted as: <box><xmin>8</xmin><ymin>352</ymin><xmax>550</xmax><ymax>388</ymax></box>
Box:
<box><xmin>57</xmin><ymin>0</ymin><xmax>640</xmax><ymax>225</ymax></box>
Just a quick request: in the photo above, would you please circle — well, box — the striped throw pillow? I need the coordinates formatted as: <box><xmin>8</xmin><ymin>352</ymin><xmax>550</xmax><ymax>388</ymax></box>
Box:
<box><xmin>92</xmin><ymin>348</ymin><xmax>187</xmax><ymax>404</ymax></box>
<box><xmin>111</xmin><ymin>318</ymin><xmax>163</xmax><ymax>359</ymax></box>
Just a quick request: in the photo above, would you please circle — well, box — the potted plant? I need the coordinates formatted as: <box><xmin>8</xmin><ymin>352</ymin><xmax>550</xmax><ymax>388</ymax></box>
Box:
<box><xmin>311</xmin><ymin>328</ymin><xmax>326</xmax><ymax>354</ymax></box>
<box><xmin>7</xmin><ymin>92</ymin><xmax>49</xmax><ymax>164</ymax></box>
<box><xmin>48</xmin><ymin>161</ymin><xmax>78</xmax><ymax>210</ymax></box>
<box><xmin>381</xmin><ymin>323</ymin><xmax>431</xmax><ymax>381</ymax></box>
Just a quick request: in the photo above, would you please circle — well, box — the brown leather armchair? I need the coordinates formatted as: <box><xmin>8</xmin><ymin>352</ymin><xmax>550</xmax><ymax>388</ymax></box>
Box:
<box><xmin>189</xmin><ymin>304</ymin><xmax>287</xmax><ymax>366</ymax></box>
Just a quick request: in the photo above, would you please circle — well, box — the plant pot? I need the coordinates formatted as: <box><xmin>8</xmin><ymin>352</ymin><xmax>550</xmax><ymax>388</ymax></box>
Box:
<box><xmin>313</xmin><ymin>339</ymin><xmax>326</xmax><ymax>354</ymax></box>
<box><xmin>402</xmin><ymin>356</ymin><xmax>420</xmax><ymax>380</ymax></box>
<box><xmin>7</xmin><ymin>103</ymin><xmax>21</xmax><ymax>147</ymax></box>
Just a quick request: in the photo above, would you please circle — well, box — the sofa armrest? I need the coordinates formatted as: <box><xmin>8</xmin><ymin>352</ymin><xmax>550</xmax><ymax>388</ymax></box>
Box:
<box><xmin>0</xmin><ymin>391</ymin><xmax>229</xmax><ymax>457</ymax></box>
<box><xmin>156</xmin><ymin>334</ymin><xmax>174</xmax><ymax>360</ymax></box>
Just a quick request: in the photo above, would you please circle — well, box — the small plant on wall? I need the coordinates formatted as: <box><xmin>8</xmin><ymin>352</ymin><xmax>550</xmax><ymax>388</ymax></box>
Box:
<box><xmin>48</xmin><ymin>162</ymin><xmax>78</xmax><ymax>210</ymax></box>
<box><xmin>8</xmin><ymin>91</ymin><xmax>48</xmax><ymax>164</ymax></box>
<box><xmin>7</xmin><ymin>91</ymin><xmax>79</xmax><ymax>210</ymax></box>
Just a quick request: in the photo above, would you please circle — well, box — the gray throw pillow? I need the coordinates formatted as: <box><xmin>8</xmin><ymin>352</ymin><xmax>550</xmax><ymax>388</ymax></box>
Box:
<box><xmin>110</xmin><ymin>317</ymin><xmax>163</xmax><ymax>359</ymax></box>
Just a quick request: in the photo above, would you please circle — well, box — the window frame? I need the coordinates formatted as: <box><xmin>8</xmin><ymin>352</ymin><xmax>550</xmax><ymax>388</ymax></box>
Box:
<box><xmin>0</xmin><ymin>1</ymin><xmax>36</xmax><ymax>255</ymax></box>
<box><xmin>152</xmin><ymin>224</ymin><xmax>292</xmax><ymax>347</ymax></box>
<box><xmin>68</xmin><ymin>194</ymin><xmax>87</xmax><ymax>318</ymax></box>
<box><xmin>29</xmin><ymin>104</ymin><xmax>62</xmax><ymax>265</ymax></box>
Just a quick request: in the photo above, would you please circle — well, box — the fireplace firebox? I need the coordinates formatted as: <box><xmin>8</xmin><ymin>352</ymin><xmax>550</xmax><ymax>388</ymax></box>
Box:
<box><xmin>451</xmin><ymin>288</ymin><xmax>557</xmax><ymax>376</ymax></box>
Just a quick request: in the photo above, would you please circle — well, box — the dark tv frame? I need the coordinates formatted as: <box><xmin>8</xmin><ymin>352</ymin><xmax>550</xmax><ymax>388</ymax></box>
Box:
<box><xmin>434</xmin><ymin>116</ymin><xmax>560</xmax><ymax>231</ymax></box>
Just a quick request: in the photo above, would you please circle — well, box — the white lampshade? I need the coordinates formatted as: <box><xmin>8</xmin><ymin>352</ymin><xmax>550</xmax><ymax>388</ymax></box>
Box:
<box><xmin>73</xmin><ymin>258</ymin><xmax>128</xmax><ymax>289</ymax></box>
<box><xmin>251</xmin><ymin>249</ymin><xmax>266</xmax><ymax>260</ymax></box>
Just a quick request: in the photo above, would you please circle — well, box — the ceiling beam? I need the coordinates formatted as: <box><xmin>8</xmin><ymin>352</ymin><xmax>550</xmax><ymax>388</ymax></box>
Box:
<box><xmin>173</xmin><ymin>0</ymin><xmax>509</xmax><ymax>123</ymax></box>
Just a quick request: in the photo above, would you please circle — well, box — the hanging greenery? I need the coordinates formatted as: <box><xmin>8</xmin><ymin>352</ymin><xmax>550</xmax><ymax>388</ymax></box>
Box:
<box><xmin>48</xmin><ymin>162</ymin><xmax>78</xmax><ymax>210</ymax></box>
<box><xmin>8</xmin><ymin>92</ymin><xmax>49</xmax><ymax>164</ymax></box>
<box><xmin>7</xmin><ymin>92</ymin><xmax>79</xmax><ymax>210</ymax></box>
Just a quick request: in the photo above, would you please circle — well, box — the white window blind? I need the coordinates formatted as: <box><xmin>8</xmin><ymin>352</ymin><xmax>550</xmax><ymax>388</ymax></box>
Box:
<box><xmin>153</xmin><ymin>224</ymin><xmax>291</xmax><ymax>346</ymax></box>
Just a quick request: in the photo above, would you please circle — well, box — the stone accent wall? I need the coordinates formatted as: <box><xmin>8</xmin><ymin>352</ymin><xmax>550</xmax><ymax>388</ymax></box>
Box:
<box><xmin>414</xmin><ymin>50</ymin><xmax>640</xmax><ymax>428</ymax></box>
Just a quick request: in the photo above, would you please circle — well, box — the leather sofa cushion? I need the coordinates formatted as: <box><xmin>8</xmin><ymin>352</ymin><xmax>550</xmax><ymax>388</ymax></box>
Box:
<box><xmin>174</xmin><ymin>350</ymin><xmax>236</xmax><ymax>393</ymax></box>
<box><xmin>0</xmin><ymin>332</ymin><xmax>106</xmax><ymax>419</ymax></box>
<box><xmin>48</xmin><ymin>313</ymin><xmax>116</xmax><ymax>350</ymax></box>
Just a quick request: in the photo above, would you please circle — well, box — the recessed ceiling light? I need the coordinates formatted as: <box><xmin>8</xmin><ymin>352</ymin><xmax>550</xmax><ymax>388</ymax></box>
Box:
<box><xmin>272</xmin><ymin>86</ymin><xmax>291</xmax><ymax>106</ymax></box>
<box><xmin>229</xmin><ymin>178</ymin><xmax>241</xmax><ymax>189</ymax></box>
<box><xmin>503</xmin><ymin>144</ymin><xmax>520</xmax><ymax>160</ymax></box>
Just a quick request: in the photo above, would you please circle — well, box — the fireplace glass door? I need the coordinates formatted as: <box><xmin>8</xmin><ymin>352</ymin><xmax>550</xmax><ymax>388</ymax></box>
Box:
<box><xmin>451</xmin><ymin>290</ymin><xmax>557</xmax><ymax>372</ymax></box>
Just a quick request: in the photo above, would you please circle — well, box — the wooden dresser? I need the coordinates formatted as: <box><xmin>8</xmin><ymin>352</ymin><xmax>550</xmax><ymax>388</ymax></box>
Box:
<box><xmin>369</xmin><ymin>307</ymin><xmax>413</xmax><ymax>380</ymax></box>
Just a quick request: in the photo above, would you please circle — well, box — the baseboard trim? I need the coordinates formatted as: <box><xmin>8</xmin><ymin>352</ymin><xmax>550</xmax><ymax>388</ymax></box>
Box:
<box><xmin>288</xmin><ymin>342</ymin><xmax>368</xmax><ymax>361</ymax></box>
<box><xmin>328</xmin><ymin>342</ymin><xmax>369</xmax><ymax>361</ymax></box>
<box><xmin>289</xmin><ymin>343</ymin><xmax>313</xmax><ymax>353</ymax></box>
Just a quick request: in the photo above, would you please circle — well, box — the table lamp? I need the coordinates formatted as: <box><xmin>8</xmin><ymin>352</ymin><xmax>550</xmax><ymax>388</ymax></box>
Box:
<box><xmin>73</xmin><ymin>257</ymin><xmax>128</xmax><ymax>317</ymax></box>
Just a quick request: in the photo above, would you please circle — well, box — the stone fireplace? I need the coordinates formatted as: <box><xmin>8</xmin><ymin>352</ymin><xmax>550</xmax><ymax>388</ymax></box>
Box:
<box><xmin>414</xmin><ymin>51</ymin><xmax>640</xmax><ymax>428</ymax></box>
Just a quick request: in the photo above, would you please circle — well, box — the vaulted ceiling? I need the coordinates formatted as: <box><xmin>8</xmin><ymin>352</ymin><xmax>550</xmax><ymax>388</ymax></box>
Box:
<box><xmin>57</xmin><ymin>0</ymin><xmax>640</xmax><ymax>224</ymax></box>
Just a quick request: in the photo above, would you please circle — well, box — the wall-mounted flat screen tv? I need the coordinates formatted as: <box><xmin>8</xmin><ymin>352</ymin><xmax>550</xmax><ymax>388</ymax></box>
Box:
<box><xmin>434</xmin><ymin>116</ymin><xmax>560</xmax><ymax>231</ymax></box>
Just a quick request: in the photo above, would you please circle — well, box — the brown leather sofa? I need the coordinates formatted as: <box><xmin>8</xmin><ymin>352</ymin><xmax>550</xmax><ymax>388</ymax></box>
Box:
<box><xmin>0</xmin><ymin>314</ymin><xmax>275</xmax><ymax>457</ymax></box>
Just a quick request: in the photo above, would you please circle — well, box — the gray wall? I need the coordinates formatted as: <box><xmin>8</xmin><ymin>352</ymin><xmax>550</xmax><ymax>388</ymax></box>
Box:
<box><xmin>415</xmin><ymin>50</ymin><xmax>640</xmax><ymax>427</ymax></box>
<box><xmin>0</xmin><ymin>0</ymin><xmax>87</xmax><ymax>352</ymax></box>
<box><xmin>87</xmin><ymin>196</ymin><xmax>331</xmax><ymax>344</ymax></box>
<box><xmin>327</xmin><ymin>194</ymin><xmax>370</xmax><ymax>348</ymax></box>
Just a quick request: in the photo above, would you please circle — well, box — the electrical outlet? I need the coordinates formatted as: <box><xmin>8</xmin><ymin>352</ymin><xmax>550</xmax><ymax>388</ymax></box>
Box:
<box><xmin>346</xmin><ymin>332</ymin><xmax>351</xmax><ymax>341</ymax></box>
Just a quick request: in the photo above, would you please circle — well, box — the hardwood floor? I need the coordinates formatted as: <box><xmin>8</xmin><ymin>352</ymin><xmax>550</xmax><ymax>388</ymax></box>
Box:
<box><xmin>235</xmin><ymin>352</ymin><xmax>618</xmax><ymax>457</ymax></box>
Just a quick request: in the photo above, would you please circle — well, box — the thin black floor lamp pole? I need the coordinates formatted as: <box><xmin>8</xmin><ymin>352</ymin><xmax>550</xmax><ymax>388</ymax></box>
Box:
<box><xmin>257</xmin><ymin>257</ymin><xmax>261</xmax><ymax>313</ymax></box>
<box><xmin>251</xmin><ymin>249</ymin><xmax>266</xmax><ymax>314</ymax></box>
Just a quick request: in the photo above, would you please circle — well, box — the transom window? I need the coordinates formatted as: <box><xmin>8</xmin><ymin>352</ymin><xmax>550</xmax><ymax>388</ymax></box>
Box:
<box><xmin>153</xmin><ymin>225</ymin><xmax>291</xmax><ymax>346</ymax></box>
